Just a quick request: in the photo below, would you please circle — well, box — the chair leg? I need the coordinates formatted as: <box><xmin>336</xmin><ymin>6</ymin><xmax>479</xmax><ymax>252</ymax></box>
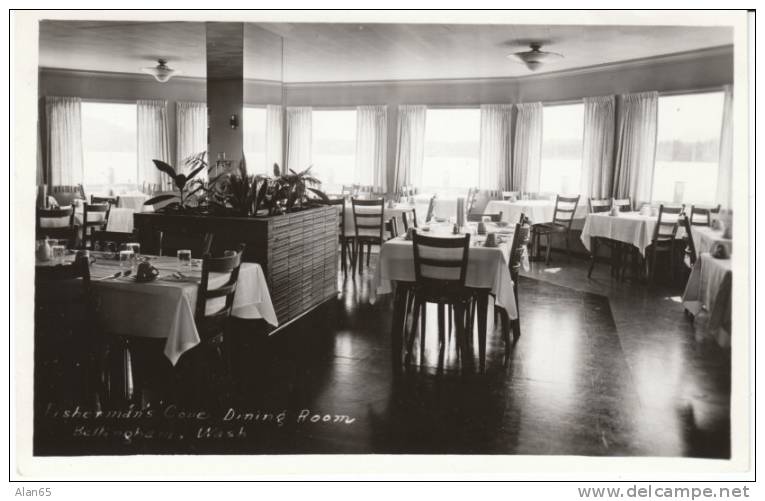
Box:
<box><xmin>419</xmin><ymin>302</ymin><xmax>427</xmax><ymax>363</ymax></box>
<box><xmin>357</xmin><ymin>242</ymin><xmax>364</xmax><ymax>273</ymax></box>
<box><xmin>437</xmin><ymin>303</ymin><xmax>446</xmax><ymax>351</ymax></box>
<box><xmin>476</xmin><ymin>293</ymin><xmax>488</xmax><ymax>372</ymax></box>
<box><xmin>366</xmin><ymin>243</ymin><xmax>371</xmax><ymax>267</ymax></box>
<box><xmin>545</xmin><ymin>233</ymin><xmax>552</xmax><ymax>265</ymax></box>
<box><xmin>649</xmin><ymin>247</ymin><xmax>657</xmax><ymax>284</ymax></box>
<box><xmin>406</xmin><ymin>298</ymin><xmax>421</xmax><ymax>364</ymax></box>
<box><xmin>452</xmin><ymin>302</ymin><xmax>471</xmax><ymax>370</ymax></box>
<box><xmin>340</xmin><ymin>239</ymin><xmax>347</xmax><ymax>275</ymax></box>
<box><xmin>588</xmin><ymin>238</ymin><xmax>598</xmax><ymax>278</ymax></box>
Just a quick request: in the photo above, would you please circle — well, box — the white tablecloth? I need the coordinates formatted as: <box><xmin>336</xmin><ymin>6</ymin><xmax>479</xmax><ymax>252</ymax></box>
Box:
<box><xmin>85</xmin><ymin>258</ymin><xmax>277</xmax><ymax>365</ymax></box>
<box><xmin>118</xmin><ymin>193</ymin><xmax>149</xmax><ymax>211</ymax></box>
<box><xmin>371</xmin><ymin>222</ymin><xmax>518</xmax><ymax>320</ymax></box>
<box><xmin>580</xmin><ymin>212</ymin><xmax>685</xmax><ymax>256</ymax></box>
<box><xmin>682</xmin><ymin>252</ymin><xmax>732</xmax><ymax>347</ymax></box>
<box><xmin>485</xmin><ymin>199</ymin><xmax>588</xmax><ymax>229</ymax></box>
<box><xmin>691</xmin><ymin>226</ymin><xmax>732</xmax><ymax>256</ymax></box>
<box><xmin>105</xmin><ymin>208</ymin><xmax>135</xmax><ymax>233</ymax></box>
<box><xmin>342</xmin><ymin>204</ymin><xmax>417</xmax><ymax>236</ymax></box>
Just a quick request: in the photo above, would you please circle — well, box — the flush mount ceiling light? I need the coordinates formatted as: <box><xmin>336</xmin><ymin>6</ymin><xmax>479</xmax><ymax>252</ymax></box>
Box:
<box><xmin>141</xmin><ymin>58</ymin><xmax>181</xmax><ymax>82</ymax></box>
<box><xmin>508</xmin><ymin>43</ymin><xmax>564</xmax><ymax>72</ymax></box>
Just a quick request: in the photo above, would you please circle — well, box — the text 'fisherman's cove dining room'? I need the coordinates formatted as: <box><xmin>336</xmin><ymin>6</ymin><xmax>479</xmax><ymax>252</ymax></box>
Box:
<box><xmin>13</xmin><ymin>10</ymin><xmax>752</xmax><ymax>475</ymax></box>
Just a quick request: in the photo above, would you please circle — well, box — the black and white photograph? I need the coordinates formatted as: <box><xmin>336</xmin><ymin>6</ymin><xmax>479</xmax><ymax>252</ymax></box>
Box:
<box><xmin>11</xmin><ymin>8</ymin><xmax>753</xmax><ymax>481</ymax></box>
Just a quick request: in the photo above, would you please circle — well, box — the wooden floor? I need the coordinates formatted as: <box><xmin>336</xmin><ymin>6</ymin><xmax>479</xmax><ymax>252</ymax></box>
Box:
<box><xmin>33</xmin><ymin>252</ymin><xmax>731</xmax><ymax>457</ymax></box>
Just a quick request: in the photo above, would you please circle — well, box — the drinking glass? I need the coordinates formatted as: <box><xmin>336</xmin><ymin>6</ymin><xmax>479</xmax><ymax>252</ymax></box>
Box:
<box><xmin>125</xmin><ymin>242</ymin><xmax>141</xmax><ymax>259</ymax></box>
<box><xmin>177</xmin><ymin>249</ymin><xmax>192</xmax><ymax>271</ymax></box>
<box><xmin>50</xmin><ymin>244</ymin><xmax>66</xmax><ymax>265</ymax></box>
<box><xmin>119</xmin><ymin>250</ymin><xmax>134</xmax><ymax>272</ymax></box>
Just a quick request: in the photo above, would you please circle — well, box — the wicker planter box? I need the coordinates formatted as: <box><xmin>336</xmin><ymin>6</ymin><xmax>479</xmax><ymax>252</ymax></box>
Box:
<box><xmin>134</xmin><ymin>205</ymin><xmax>338</xmax><ymax>326</ymax></box>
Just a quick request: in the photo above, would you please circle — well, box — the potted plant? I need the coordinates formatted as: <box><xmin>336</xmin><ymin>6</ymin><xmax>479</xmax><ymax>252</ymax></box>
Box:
<box><xmin>143</xmin><ymin>152</ymin><xmax>211</xmax><ymax>212</ymax></box>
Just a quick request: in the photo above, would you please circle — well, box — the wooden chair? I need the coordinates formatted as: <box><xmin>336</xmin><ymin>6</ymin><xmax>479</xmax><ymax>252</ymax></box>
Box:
<box><xmin>611</xmin><ymin>197</ymin><xmax>633</xmax><ymax>212</ymax></box>
<box><xmin>385</xmin><ymin>217</ymin><xmax>400</xmax><ymax>239</ymax></box>
<box><xmin>425</xmin><ymin>196</ymin><xmax>436</xmax><ymax>223</ymax></box>
<box><xmin>502</xmin><ymin>191</ymin><xmax>519</xmax><ymax>201</ymax></box>
<box><xmin>586</xmin><ymin>198</ymin><xmax>618</xmax><ymax>278</ymax></box>
<box><xmin>50</xmin><ymin>184</ymin><xmax>86</xmax><ymax>207</ymax></box>
<box><xmin>681</xmin><ymin>214</ymin><xmax>697</xmax><ymax>268</ymax></box>
<box><xmin>467</xmin><ymin>190</ymin><xmax>493</xmax><ymax>222</ymax></box>
<box><xmin>504</xmin><ymin>221</ymin><xmax>532</xmax><ymax>348</ymax></box>
<box><xmin>91</xmin><ymin>230</ymin><xmax>137</xmax><ymax>252</ymax></box>
<box><xmin>401</xmin><ymin>209</ymin><xmax>418</xmax><ymax>231</ymax></box>
<box><xmin>81</xmin><ymin>203</ymin><xmax>111</xmax><ymax>249</ymax></box>
<box><xmin>36</xmin><ymin>207</ymin><xmax>77</xmax><ymax>247</ymax></box>
<box><xmin>91</xmin><ymin>195</ymin><xmax>119</xmax><ymax>207</ymax></box>
<box><xmin>351</xmin><ymin>198</ymin><xmax>385</xmax><ymax>273</ymax></box>
<box><xmin>531</xmin><ymin>194</ymin><xmax>581</xmax><ymax>265</ymax></box>
<box><xmin>407</xmin><ymin>232</ymin><xmax>472</xmax><ymax>367</ymax></box>
<box><xmin>325</xmin><ymin>198</ymin><xmax>354</xmax><ymax>276</ymax></box>
<box><xmin>648</xmin><ymin>204</ymin><xmax>684</xmax><ymax>284</ymax></box>
<box><xmin>689</xmin><ymin>205</ymin><xmax>713</xmax><ymax>227</ymax></box>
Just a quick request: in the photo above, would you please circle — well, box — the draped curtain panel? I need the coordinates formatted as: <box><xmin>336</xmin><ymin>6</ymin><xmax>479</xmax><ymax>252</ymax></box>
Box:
<box><xmin>715</xmin><ymin>85</ymin><xmax>734</xmax><ymax>210</ymax></box>
<box><xmin>511</xmin><ymin>102</ymin><xmax>543</xmax><ymax>193</ymax></box>
<box><xmin>45</xmin><ymin>96</ymin><xmax>83</xmax><ymax>186</ymax></box>
<box><xmin>355</xmin><ymin>105</ymin><xmax>388</xmax><ymax>191</ymax></box>
<box><xmin>176</xmin><ymin>101</ymin><xmax>208</xmax><ymax>178</ymax></box>
<box><xmin>286</xmin><ymin>106</ymin><xmax>312</xmax><ymax>174</ymax></box>
<box><xmin>479</xmin><ymin>104</ymin><xmax>513</xmax><ymax>190</ymax></box>
<box><xmin>138</xmin><ymin>99</ymin><xmax>172</xmax><ymax>188</ymax></box>
<box><xmin>393</xmin><ymin>105</ymin><xmax>427</xmax><ymax>191</ymax></box>
<box><xmin>580</xmin><ymin>95</ymin><xmax>616</xmax><ymax>199</ymax></box>
<box><xmin>612</xmin><ymin>91</ymin><xmax>658</xmax><ymax>206</ymax></box>
<box><xmin>266</xmin><ymin>105</ymin><xmax>284</xmax><ymax>174</ymax></box>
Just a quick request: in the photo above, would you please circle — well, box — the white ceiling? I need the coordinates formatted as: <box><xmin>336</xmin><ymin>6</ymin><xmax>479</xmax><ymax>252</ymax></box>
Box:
<box><xmin>38</xmin><ymin>21</ymin><xmax>733</xmax><ymax>82</ymax></box>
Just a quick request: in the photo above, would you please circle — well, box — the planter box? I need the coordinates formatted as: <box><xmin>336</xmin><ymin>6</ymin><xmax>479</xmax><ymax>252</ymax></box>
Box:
<box><xmin>134</xmin><ymin>206</ymin><xmax>339</xmax><ymax>326</ymax></box>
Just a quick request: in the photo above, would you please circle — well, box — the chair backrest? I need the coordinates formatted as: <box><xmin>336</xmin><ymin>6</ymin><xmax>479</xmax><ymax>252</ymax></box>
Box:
<box><xmin>710</xmin><ymin>204</ymin><xmax>722</xmax><ymax>214</ymax></box>
<box><xmin>552</xmin><ymin>194</ymin><xmax>581</xmax><ymax>228</ymax></box>
<box><xmin>91</xmin><ymin>230</ymin><xmax>137</xmax><ymax>252</ymax></box>
<box><xmin>36</xmin><ymin>207</ymin><xmax>77</xmax><ymax>244</ymax></box>
<box><xmin>412</xmin><ymin>232</ymin><xmax>471</xmax><ymax>289</ymax></box>
<box><xmin>681</xmin><ymin>214</ymin><xmax>697</xmax><ymax>266</ymax></box>
<box><xmin>653</xmin><ymin>204</ymin><xmax>684</xmax><ymax>242</ymax></box>
<box><xmin>194</xmin><ymin>245</ymin><xmax>245</xmax><ymax>337</ymax></box>
<box><xmin>91</xmin><ymin>195</ymin><xmax>118</xmax><ymax>207</ymax></box>
<box><xmin>402</xmin><ymin>209</ymin><xmax>417</xmax><ymax>231</ymax></box>
<box><xmin>425</xmin><ymin>196</ymin><xmax>436</xmax><ymax>223</ymax></box>
<box><xmin>351</xmin><ymin>198</ymin><xmax>385</xmax><ymax>242</ymax></box>
<box><xmin>611</xmin><ymin>197</ymin><xmax>633</xmax><ymax>212</ymax></box>
<box><xmin>689</xmin><ymin>205</ymin><xmax>712</xmax><ymax>227</ymax></box>
<box><xmin>588</xmin><ymin>198</ymin><xmax>611</xmax><ymax>214</ymax></box>
<box><xmin>487</xmin><ymin>189</ymin><xmax>502</xmax><ymax>200</ymax></box>
<box><xmin>325</xmin><ymin>198</ymin><xmax>346</xmax><ymax>237</ymax></box>
<box><xmin>502</xmin><ymin>191</ymin><xmax>519</xmax><ymax>201</ymax></box>
<box><xmin>384</xmin><ymin>217</ymin><xmax>399</xmax><ymax>239</ymax></box>
<box><xmin>83</xmin><ymin>203</ymin><xmax>111</xmax><ymax>228</ymax></box>
<box><xmin>50</xmin><ymin>184</ymin><xmax>86</xmax><ymax>207</ymax></box>
<box><xmin>465</xmin><ymin>188</ymin><xmax>478</xmax><ymax>213</ymax></box>
<box><xmin>469</xmin><ymin>190</ymin><xmax>492</xmax><ymax>216</ymax></box>
<box><xmin>518</xmin><ymin>212</ymin><xmax>529</xmax><ymax>225</ymax></box>
<box><xmin>508</xmin><ymin>221</ymin><xmax>531</xmax><ymax>280</ymax></box>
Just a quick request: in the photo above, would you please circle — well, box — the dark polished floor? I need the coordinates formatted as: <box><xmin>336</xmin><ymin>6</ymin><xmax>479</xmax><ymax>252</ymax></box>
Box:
<box><xmin>33</xmin><ymin>251</ymin><xmax>731</xmax><ymax>457</ymax></box>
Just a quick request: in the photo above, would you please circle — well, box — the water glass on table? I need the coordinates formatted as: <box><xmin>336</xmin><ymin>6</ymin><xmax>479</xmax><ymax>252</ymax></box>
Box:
<box><xmin>119</xmin><ymin>250</ymin><xmax>134</xmax><ymax>272</ymax></box>
<box><xmin>50</xmin><ymin>244</ymin><xmax>66</xmax><ymax>265</ymax></box>
<box><xmin>177</xmin><ymin>249</ymin><xmax>192</xmax><ymax>271</ymax></box>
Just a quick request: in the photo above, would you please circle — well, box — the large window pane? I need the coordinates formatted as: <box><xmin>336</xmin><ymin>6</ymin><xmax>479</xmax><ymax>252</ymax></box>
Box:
<box><xmin>312</xmin><ymin>109</ymin><xmax>356</xmax><ymax>192</ymax></box>
<box><xmin>539</xmin><ymin>103</ymin><xmax>584</xmax><ymax>195</ymax></box>
<box><xmin>81</xmin><ymin>102</ymin><xmax>137</xmax><ymax>194</ymax></box>
<box><xmin>652</xmin><ymin>92</ymin><xmax>724</xmax><ymax>205</ymax></box>
<box><xmin>244</xmin><ymin>106</ymin><xmax>267</xmax><ymax>175</ymax></box>
<box><xmin>422</xmin><ymin>108</ymin><xmax>480</xmax><ymax>197</ymax></box>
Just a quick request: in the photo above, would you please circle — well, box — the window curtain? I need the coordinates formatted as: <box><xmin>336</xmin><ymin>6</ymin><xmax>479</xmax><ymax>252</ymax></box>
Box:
<box><xmin>355</xmin><ymin>105</ymin><xmax>388</xmax><ymax>191</ymax></box>
<box><xmin>45</xmin><ymin>96</ymin><xmax>83</xmax><ymax>186</ymax></box>
<box><xmin>266</xmin><ymin>105</ymin><xmax>283</xmax><ymax>174</ymax></box>
<box><xmin>286</xmin><ymin>106</ymin><xmax>312</xmax><ymax>174</ymax></box>
<box><xmin>612</xmin><ymin>91</ymin><xmax>658</xmax><ymax>206</ymax></box>
<box><xmin>511</xmin><ymin>102</ymin><xmax>543</xmax><ymax>193</ymax></box>
<box><xmin>479</xmin><ymin>104</ymin><xmax>513</xmax><ymax>190</ymax></box>
<box><xmin>176</xmin><ymin>101</ymin><xmax>207</xmax><ymax>178</ymax></box>
<box><xmin>138</xmin><ymin>99</ymin><xmax>172</xmax><ymax>188</ymax></box>
<box><xmin>580</xmin><ymin>95</ymin><xmax>616</xmax><ymax>199</ymax></box>
<box><xmin>393</xmin><ymin>105</ymin><xmax>426</xmax><ymax>191</ymax></box>
<box><xmin>715</xmin><ymin>85</ymin><xmax>733</xmax><ymax>209</ymax></box>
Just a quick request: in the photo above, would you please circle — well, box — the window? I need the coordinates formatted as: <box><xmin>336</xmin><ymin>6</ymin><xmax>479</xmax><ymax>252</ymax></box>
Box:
<box><xmin>422</xmin><ymin>108</ymin><xmax>480</xmax><ymax>197</ymax></box>
<box><xmin>312</xmin><ymin>109</ymin><xmax>357</xmax><ymax>192</ymax></box>
<box><xmin>243</xmin><ymin>106</ymin><xmax>268</xmax><ymax>175</ymax></box>
<box><xmin>652</xmin><ymin>92</ymin><xmax>725</xmax><ymax>205</ymax></box>
<box><xmin>81</xmin><ymin>102</ymin><xmax>137</xmax><ymax>194</ymax></box>
<box><xmin>539</xmin><ymin>103</ymin><xmax>584</xmax><ymax>195</ymax></box>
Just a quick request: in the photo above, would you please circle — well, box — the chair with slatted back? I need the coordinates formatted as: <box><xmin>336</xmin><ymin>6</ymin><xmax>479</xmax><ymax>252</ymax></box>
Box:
<box><xmin>351</xmin><ymin>198</ymin><xmax>385</xmax><ymax>273</ymax></box>
<box><xmin>385</xmin><ymin>217</ymin><xmax>399</xmax><ymax>240</ymax></box>
<box><xmin>648</xmin><ymin>204</ymin><xmax>684</xmax><ymax>284</ymax></box>
<box><xmin>586</xmin><ymin>198</ymin><xmax>618</xmax><ymax>278</ymax></box>
<box><xmin>531</xmin><ymin>194</ymin><xmax>581</xmax><ymax>265</ymax></box>
<box><xmin>325</xmin><ymin>198</ymin><xmax>354</xmax><ymax>276</ymax></box>
<box><xmin>401</xmin><ymin>208</ymin><xmax>418</xmax><ymax>232</ymax></box>
<box><xmin>611</xmin><ymin>197</ymin><xmax>633</xmax><ymax>212</ymax></box>
<box><xmin>467</xmin><ymin>190</ymin><xmax>493</xmax><ymax>222</ymax></box>
<box><xmin>194</xmin><ymin>245</ymin><xmax>245</xmax><ymax>382</ymax></box>
<box><xmin>407</xmin><ymin>232</ymin><xmax>472</xmax><ymax>367</ymax></box>
<box><xmin>502</xmin><ymin>191</ymin><xmax>519</xmax><ymax>201</ymax></box>
<box><xmin>689</xmin><ymin>205</ymin><xmax>712</xmax><ymax>227</ymax></box>
<box><xmin>680</xmin><ymin>214</ymin><xmax>697</xmax><ymax>268</ymax></box>
<box><xmin>36</xmin><ymin>207</ymin><xmax>78</xmax><ymax>247</ymax></box>
<box><xmin>91</xmin><ymin>195</ymin><xmax>118</xmax><ymax>207</ymax></box>
<box><xmin>81</xmin><ymin>203</ymin><xmax>110</xmax><ymax>249</ymax></box>
<box><xmin>505</xmin><ymin>221</ymin><xmax>531</xmax><ymax>345</ymax></box>
<box><xmin>425</xmin><ymin>196</ymin><xmax>436</xmax><ymax>223</ymax></box>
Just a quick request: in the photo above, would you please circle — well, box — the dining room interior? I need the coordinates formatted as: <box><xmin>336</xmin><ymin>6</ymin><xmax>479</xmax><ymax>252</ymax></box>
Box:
<box><xmin>31</xmin><ymin>16</ymin><xmax>740</xmax><ymax>458</ymax></box>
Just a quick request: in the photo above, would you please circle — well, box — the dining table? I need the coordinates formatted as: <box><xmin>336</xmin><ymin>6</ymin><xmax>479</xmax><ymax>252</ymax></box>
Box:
<box><xmin>372</xmin><ymin>221</ymin><xmax>519</xmax><ymax>367</ymax></box>
<box><xmin>690</xmin><ymin>225</ymin><xmax>732</xmax><ymax>256</ymax></box>
<box><xmin>36</xmin><ymin>253</ymin><xmax>278</xmax><ymax>365</ymax></box>
<box><xmin>580</xmin><ymin>211</ymin><xmax>687</xmax><ymax>257</ymax></box>
<box><xmin>485</xmin><ymin>199</ymin><xmax>588</xmax><ymax>229</ymax></box>
<box><xmin>682</xmin><ymin>252</ymin><xmax>732</xmax><ymax>347</ymax></box>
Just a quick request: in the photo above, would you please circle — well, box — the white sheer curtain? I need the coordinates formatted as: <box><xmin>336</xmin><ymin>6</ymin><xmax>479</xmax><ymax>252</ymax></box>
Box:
<box><xmin>716</xmin><ymin>85</ymin><xmax>733</xmax><ymax>209</ymax></box>
<box><xmin>512</xmin><ymin>102</ymin><xmax>543</xmax><ymax>193</ymax></box>
<box><xmin>176</xmin><ymin>101</ymin><xmax>207</xmax><ymax>177</ymax></box>
<box><xmin>138</xmin><ymin>99</ymin><xmax>172</xmax><ymax>188</ymax></box>
<box><xmin>479</xmin><ymin>104</ymin><xmax>513</xmax><ymax>190</ymax></box>
<box><xmin>393</xmin><ymin>105</ymin><xmax>426</xmax><ymax>191</ymax></box>
<box><xmin>355</xmin><ymin>105</ymin><xmax>388</xmax><ymax>191</ymax></box>
<box><xmin>266</xmin><ymin>105</ymin><xmax>283</xmax><ymax>174</ymax></box>
<box><xmin>45</xmin><ymin>96</ymin><xmax>83</xmax><ymax>186</ymax></box>
<box><xmin>286</xmin><ymin>106</ymin><xmax>312</xmax><ymax>174</ymax></box>
<box><xmin>612</xmin><ymin>91</ymin><xmax>658</xmax><ymax>206</ymax></box>
<box><xmin>580</xmin><ymin>95</ymin><xmax>616</xmax><ymax>199</ymax></box>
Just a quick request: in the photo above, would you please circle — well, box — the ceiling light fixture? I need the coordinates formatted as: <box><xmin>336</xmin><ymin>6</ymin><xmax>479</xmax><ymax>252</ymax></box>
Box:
<box><xmin>508</xmin><ymin>43</ymin><xmax>563</xmax><ymax>72</ymax></box>
<box><xmin>141</xmin><ymin>58</ymin><xmax>181</xmax><ymax>83</ymax></box>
